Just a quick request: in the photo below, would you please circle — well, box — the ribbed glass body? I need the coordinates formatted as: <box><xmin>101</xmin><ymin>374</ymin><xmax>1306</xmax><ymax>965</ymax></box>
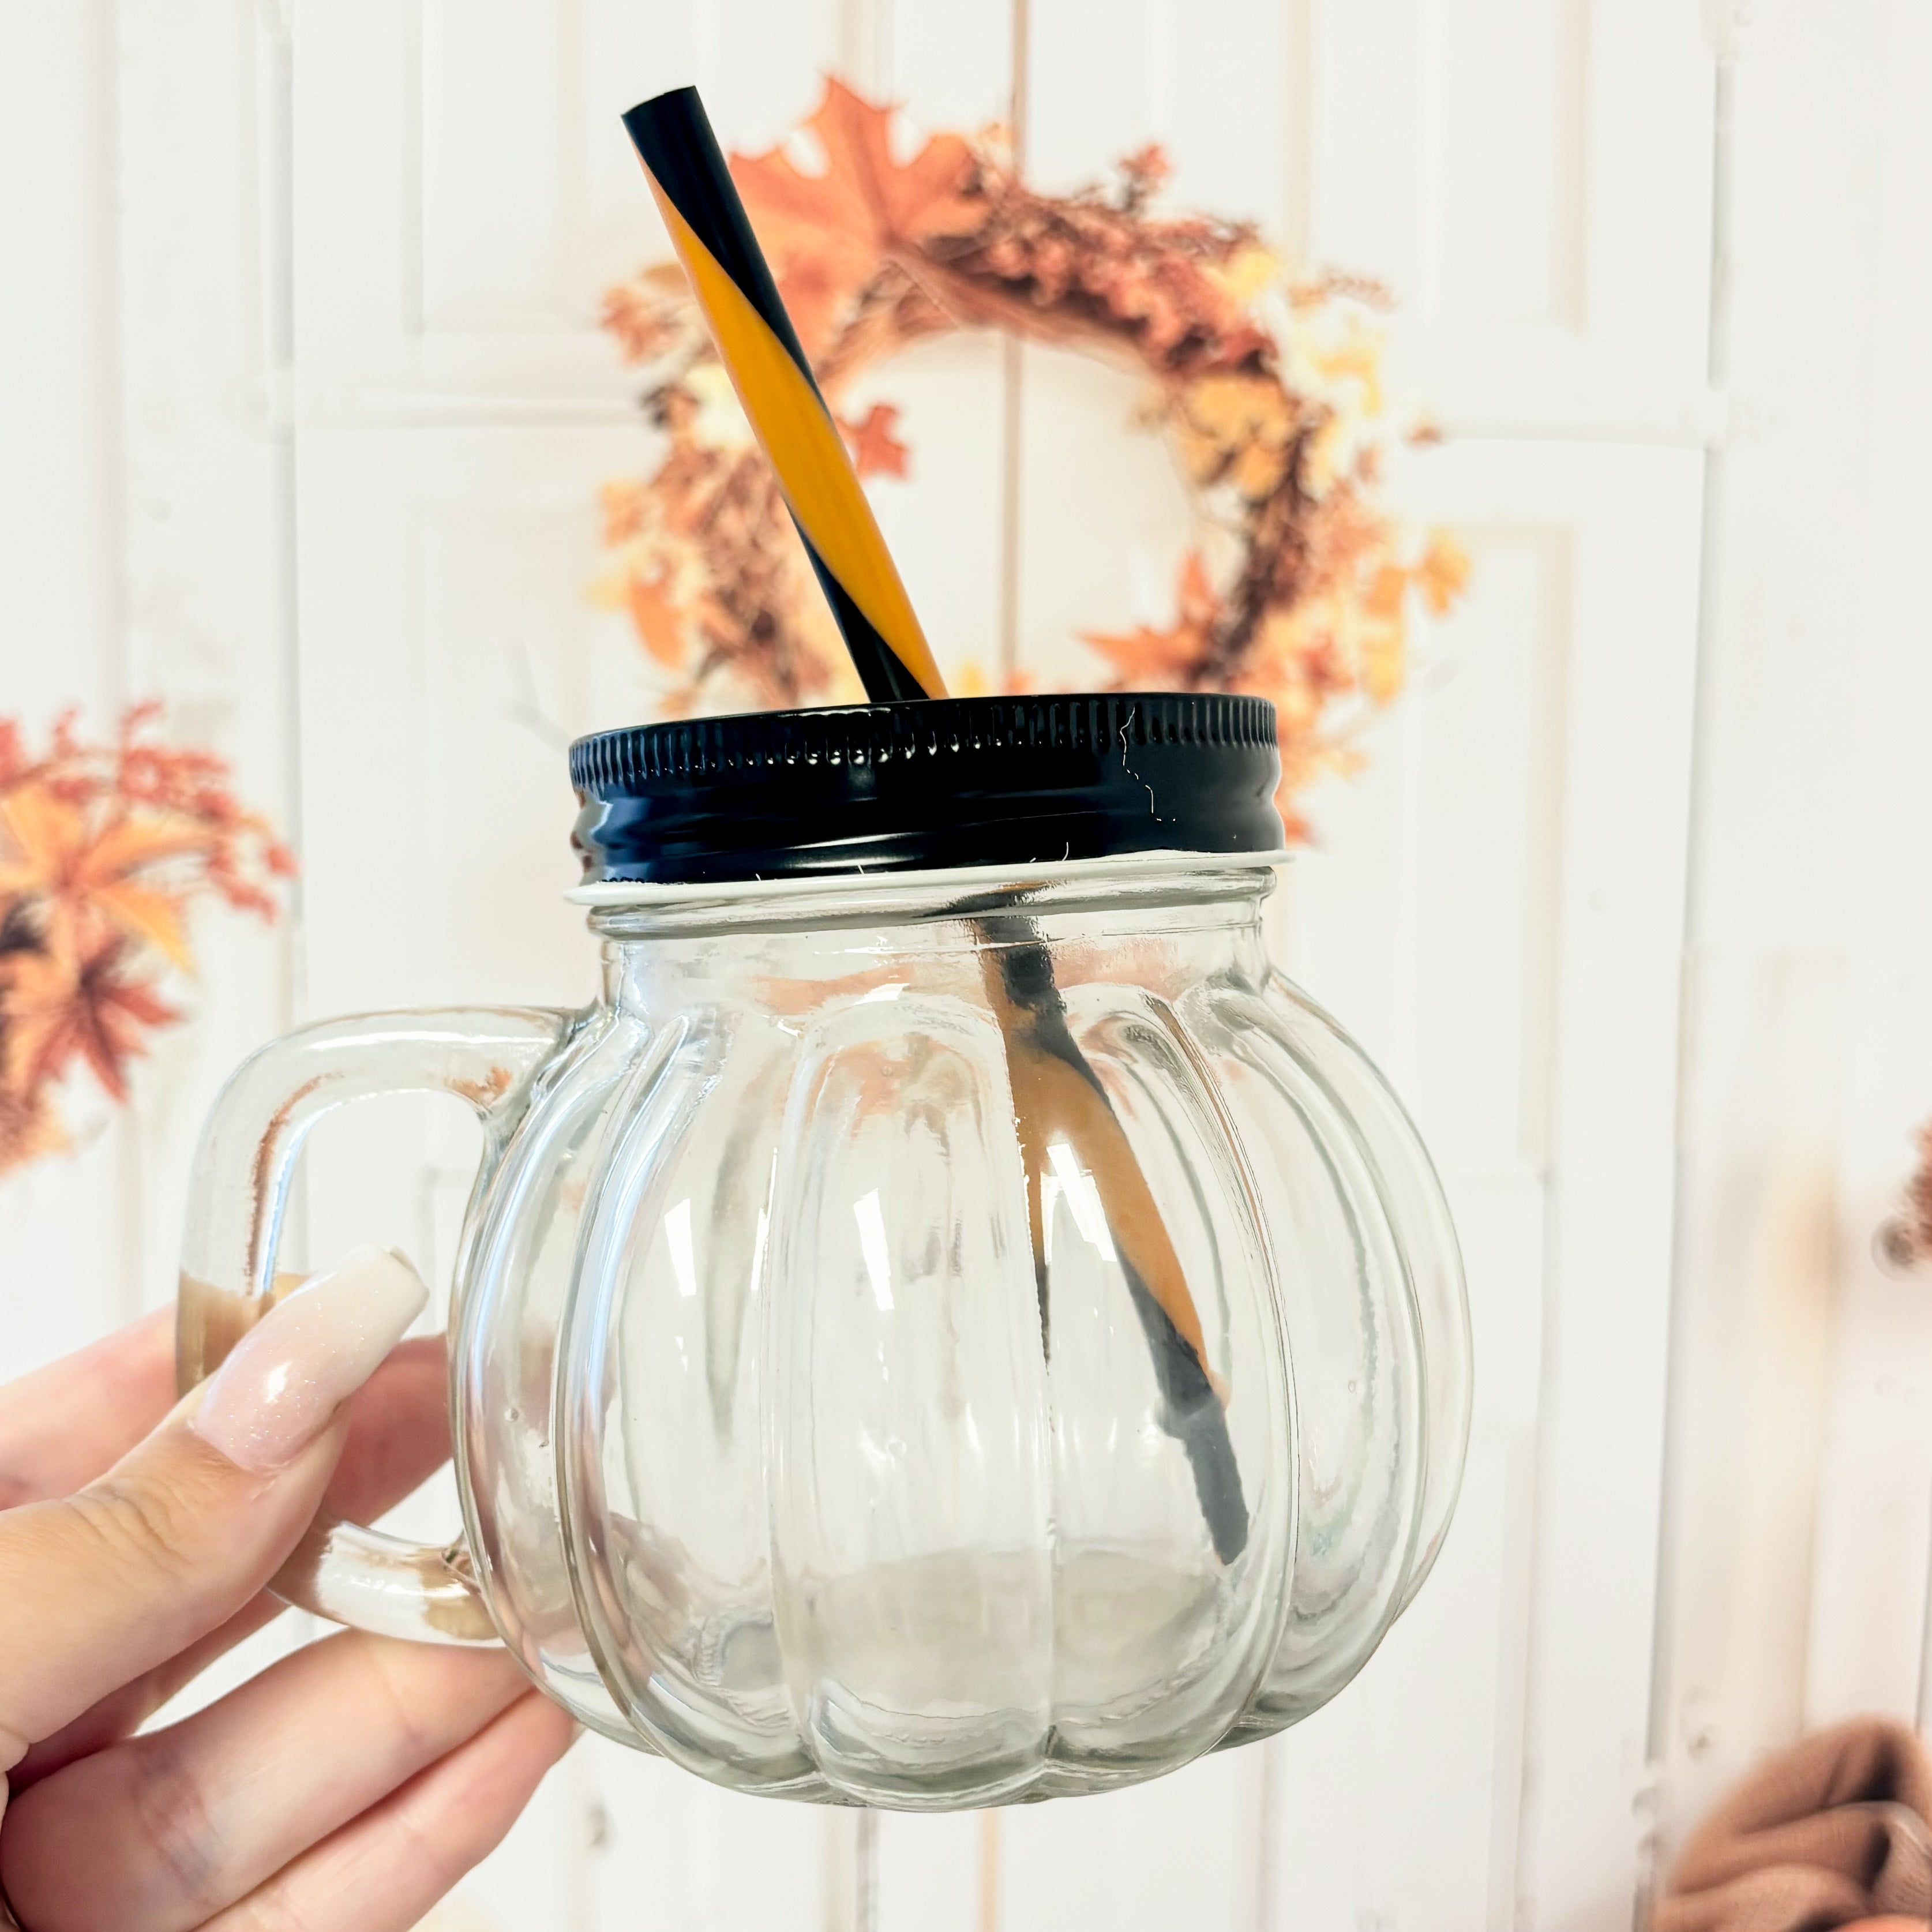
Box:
<box><xmin>448</xmin><ymin>858</ymin><xmax>1469</xmax><ymax>1806</ymax></box>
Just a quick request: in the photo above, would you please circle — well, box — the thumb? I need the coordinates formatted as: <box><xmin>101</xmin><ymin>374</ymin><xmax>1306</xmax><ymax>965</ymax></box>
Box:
<box><xmin>0</xmin><ymin>1245</ymin><xmax>427</xmax><ymax>1771</ymax></box>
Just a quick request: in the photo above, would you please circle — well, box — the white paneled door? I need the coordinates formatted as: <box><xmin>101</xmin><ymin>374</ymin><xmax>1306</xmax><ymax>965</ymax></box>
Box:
<box><xmin>10</xmin><ymin>1</ymin><xmax>1721</xmax><ymax>1927</ymax></box>
<box><xmin>279</xmin><ymin>3</ymin><xmax>1713</xmax><ymax>1925</ymax></box>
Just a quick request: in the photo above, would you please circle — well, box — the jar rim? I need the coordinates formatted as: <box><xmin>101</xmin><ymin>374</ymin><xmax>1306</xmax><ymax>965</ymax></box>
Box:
<box><xmin>568</xmin><ymin>845</ymin><xmax>1294</xmax><ymax>910</ymax></box>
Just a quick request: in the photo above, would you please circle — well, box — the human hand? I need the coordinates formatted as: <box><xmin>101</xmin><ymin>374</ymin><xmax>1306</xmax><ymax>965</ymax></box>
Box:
<box><xmin>0</xmin><ymin>1247</ymin><xmax>575</xmax><ymax>1932</ymax></box>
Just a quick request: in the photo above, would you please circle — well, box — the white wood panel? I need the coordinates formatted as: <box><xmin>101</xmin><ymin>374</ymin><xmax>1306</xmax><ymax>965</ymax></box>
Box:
<box><xmin>865</xmin><ymin>12</ymin><xmax>1014</xmax><ymax>691</ymax></box>
<box><xmin>1021</xmin><ymin>0</ymin><xmax>1714</xmax><ymax>439</ymax></box>
<box><xmin>1802</xmin><ymin>0</ymin><xmax>1932</xmax><ymax>1739</ymax></box>
<box><xmin>877</xmin><ymin>1811</ymin><xmax>984</xmax><ymax>1932</ymax></box>
<box><xmin>287</xmin><ymin>0</ymin><xmax>1716</xmax><ymax>438</ymax></box>
<box><xmin>1648</xmin><ymin>0</ymin><xmax>1932</xmax><ymax>1889</ymax></box>
<box><xmin>1273</xmin><ymin>442</ymin><xmax>1704</xmax><ymax>1927</ymax></box>
<box><xmin>582</xmin><ymin>1742</ymin><xmax>823</xmax><ymax>1932</ymax></box>
<box><xmin>1268</xmin><ymin>1438</ymin><xmax>1531</xmax><ymax>1929</ymax></box>
<box><xmin>1653</xmin><ymin>951</ymin><xmax>1845</xmax><ymax>1856</ymax></box>
<box><xmin>1266</xmin><ymin>1167</ymin><xmax>1543</xmax><ymax>1927</ymax></box>
<box><xmin>1282</xmin><ymin>508</ymin><xmax>1569</xmax><ymax>1177</ymax></box>
<box><xmin>0</xmin><ymin>0</ymin><xmax>137</xmax><ymax>1372</ymax></box>
<box><xmin>114</xmin><ymin>0</ymin><xmax>305</xmax><ymax>1314</ymax></box>
<box><xmin>999</xmin><ymin>1747</ymin><xmax>1263</xmax><ymax>1932</ymax></box>
<box><xmin>1014</xmin><ymin>0</ymin><xmax>1274</xmax><ymax>692</ymax></box>
<box><xmin>294</xmin><ymin>426</ymin><xmax>643</xmax><ymax>1015</ymax></box>
<box><xmin>1308</xmin><ymin>0</ymin><xmax>1715</xmax><ymax>437</ymax></box>
<box><xmin>2</xmin><ymin>4</ymin><xmax>1746</xmax><ymax>1930</ymax></box>
<box><xmin>293</xmin><ymin>421</ymin><xmax>635</xmax><ymax>1604</ymax></box>
<box><xmin>0</xmin><ymin>2</ymin><xmax>125</xmax><ymax>711</ymax></box>
<box><xmin>1259</xmin><ymin>1182</ymin><xmax>1545</xmax><ymax>1924</ymax></box>
<box><xmin>1511</xmin><ymin>443</ymin><xmax>1702</xmax><ymax>1929</ymax></box>
<box><xmin>291</xmin><ymin>0</ymin><xmax>851</xmax><ymax>413</ymax></box>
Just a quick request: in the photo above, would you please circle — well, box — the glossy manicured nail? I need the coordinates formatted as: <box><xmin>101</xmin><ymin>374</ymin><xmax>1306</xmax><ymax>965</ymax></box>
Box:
<box><xmin>191</xmin><ymin>1243</ymin><xmax>429</xmax><ymax>1472</ymax></box>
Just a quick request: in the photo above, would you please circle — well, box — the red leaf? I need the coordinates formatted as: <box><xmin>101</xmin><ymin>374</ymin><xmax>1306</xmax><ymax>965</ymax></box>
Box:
<box><xmin>2</xmin><ymin>936</ymin><xmax>178</xmax><ymax>1104</ymax></box>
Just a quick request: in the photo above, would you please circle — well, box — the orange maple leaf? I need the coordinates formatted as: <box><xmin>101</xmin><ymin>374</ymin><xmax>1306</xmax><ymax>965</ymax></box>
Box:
<box><xmin>625</xmin><ymin>567</ymin><xmax>688</xmax><ymax>669</ymax></box>
<box><xmin>2</xmin><ymin>936</ymin><xmax>177</xmax><ymax>1103</ymax></box>
<box><xmin>0</xmin><ymin>783</ymin><xmax>209</xmax><ymax>969</ymax></box>
<box><xmin>1416</xmin><ymin>532</ymin><xmax>1470</xmax><ymax>614</ymax></box>
<box><xmin>1082</xmin><ymin>551</ymin><xmax>1221</xmax><ymax>685</ymax></box>
<box><xmin>731</xmin><ymin>78</ymin><xmax>983</xmax><ymax>355</ymax></box>
<box><xmin>838</xmin><ymin>402</ymin><xmax>910</xmax><ymax>480</ymax></box>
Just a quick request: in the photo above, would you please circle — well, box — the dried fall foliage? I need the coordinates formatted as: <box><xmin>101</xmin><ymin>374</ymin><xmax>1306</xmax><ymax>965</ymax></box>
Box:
<box><xmin>598</xmin><ymin>78</ymin><xmax>1465</xmax><ymax>832</ymax></box>
<box><xmin>1880</xmin><ymin>1122</ymin><xmax>1932</xmax><ymax>1274</ymax></box>
<box><xmin>0</xmin><ymin>706</ymin><xmax>291</xmax><ymax>1174</ymax></box>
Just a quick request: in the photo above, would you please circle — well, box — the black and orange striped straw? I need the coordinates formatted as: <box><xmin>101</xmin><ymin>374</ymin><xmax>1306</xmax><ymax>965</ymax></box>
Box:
<box><xmin>624</xmin><ymin>88</ymin><xmax>945</xmax><ymax>704</ymax></box>
<box><xmin>622</xmin><ymin>87</ymin><xmax>1248</xmax><ymax>1562</ymax></box>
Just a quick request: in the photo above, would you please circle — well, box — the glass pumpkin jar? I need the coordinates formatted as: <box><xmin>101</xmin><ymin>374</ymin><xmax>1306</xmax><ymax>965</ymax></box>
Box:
<box><xmin>178</xmin><ymin>694</ymin><xmax>1469</xmax><ymax>1810</ymax></box>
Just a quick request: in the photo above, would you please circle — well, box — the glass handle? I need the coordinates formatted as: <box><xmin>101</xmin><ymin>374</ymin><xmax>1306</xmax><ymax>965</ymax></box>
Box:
<box><xmin>177</xmin><ymin>1007</ymin><xmax>572</xmax><ymax>1644</ymax></box>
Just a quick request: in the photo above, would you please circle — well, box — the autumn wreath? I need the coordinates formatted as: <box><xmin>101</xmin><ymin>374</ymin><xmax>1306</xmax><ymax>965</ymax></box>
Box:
<box><xmin>598</xmin><ymin>80</ymin><xmax>1464</xmax><ymax>834</ymax></box>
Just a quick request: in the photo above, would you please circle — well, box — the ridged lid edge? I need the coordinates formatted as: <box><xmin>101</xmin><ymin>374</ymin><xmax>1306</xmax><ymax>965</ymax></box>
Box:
<box><xmin>569</xmin><ymin>693</ymin><xmax>1276</xmax><ymax>793</ymax></box>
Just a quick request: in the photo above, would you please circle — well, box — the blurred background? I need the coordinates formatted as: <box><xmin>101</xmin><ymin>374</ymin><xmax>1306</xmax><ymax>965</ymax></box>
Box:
<box><xmin>3</xmin><ymin>2</ymin><xmax>1931</xmax><ymax>1927</ymax></box>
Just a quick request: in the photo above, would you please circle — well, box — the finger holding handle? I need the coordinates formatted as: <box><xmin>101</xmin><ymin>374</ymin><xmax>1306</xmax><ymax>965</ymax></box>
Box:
<box><xmin>0</xmin><ymin>1247</ymin><xmax>423</xmax><ymax>1780</ymax></box>
<box><xmin>0</xmin><ymin>1251</ymin><xmax>573</xmax><ymax>1932</ymax></box>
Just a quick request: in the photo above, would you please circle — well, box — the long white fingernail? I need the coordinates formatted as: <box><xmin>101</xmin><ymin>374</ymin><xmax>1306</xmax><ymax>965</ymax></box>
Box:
<box><xmin>191</xmin><ymin>1244</ymin><xmax>429</xmax><ymax>1473</ymax></box>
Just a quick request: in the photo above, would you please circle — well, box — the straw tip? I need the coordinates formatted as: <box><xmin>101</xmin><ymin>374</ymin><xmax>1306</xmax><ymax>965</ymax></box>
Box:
<box><xmin>622</xmin><ymin>85</ymin><xmax>701</xmax><ymax>138</ymax></box>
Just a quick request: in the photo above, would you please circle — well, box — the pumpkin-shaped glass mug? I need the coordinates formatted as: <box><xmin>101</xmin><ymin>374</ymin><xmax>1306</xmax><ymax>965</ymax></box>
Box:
<box><xmin>179</xmin><ymin>694</ymin><xmax>1469</xmax><ymax>1810</ymax></box>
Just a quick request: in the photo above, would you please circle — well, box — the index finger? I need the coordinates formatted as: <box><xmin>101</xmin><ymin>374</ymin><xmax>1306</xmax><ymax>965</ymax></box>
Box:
<box><xmin>0</xmin><ymin>1248</ymin><xmax>427</xmax><ymax>1770</ymax></box>
<box><xmin>11</xmin><ymin>1333</ymin><xmax>457</xmax><ymax>1788</ymax></box>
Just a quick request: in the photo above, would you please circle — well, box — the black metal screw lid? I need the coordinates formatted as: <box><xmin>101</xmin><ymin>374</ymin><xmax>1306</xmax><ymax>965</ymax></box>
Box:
<box><xmin>568</xmin><ymin>693</ymin><xmax>1284</xmax><ymax>887</ymax></box>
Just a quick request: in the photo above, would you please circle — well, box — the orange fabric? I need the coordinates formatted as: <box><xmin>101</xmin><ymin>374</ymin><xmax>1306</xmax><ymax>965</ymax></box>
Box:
<box><xmin>1656</xmin><ymin>1719</ymin><xmax>1932</xmax><ymax>1932</ymax></box>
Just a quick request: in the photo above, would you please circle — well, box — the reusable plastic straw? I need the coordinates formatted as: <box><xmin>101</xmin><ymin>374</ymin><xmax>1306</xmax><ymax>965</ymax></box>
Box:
<box><xmin>974</xmin><ymin>911</ymin><xmax>1248</xmax><ymax>1560</ymax></box>
<box><xmin>623</xmin><ymin>87</ymin><xmax>1247</xmax><ymax>1560</ymax></box>
<box><xmin>623</xmin><ymin>88</ymin><xmax>944</xmax><ymax>704</ymax></box>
